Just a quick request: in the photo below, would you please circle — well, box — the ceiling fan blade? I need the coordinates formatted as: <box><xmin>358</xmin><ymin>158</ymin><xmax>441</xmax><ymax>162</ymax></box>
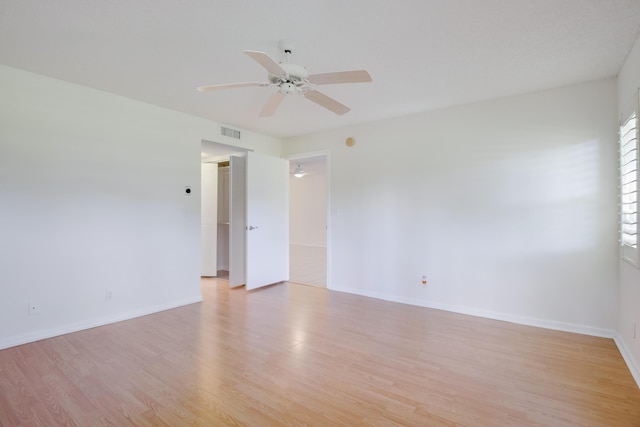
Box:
<box><xmin>259</xmin><ymin>92</ymin><xmax>285</xmax><ymax>117</ymax></box>
<box><xmin>244</xmin><ymin>50</ymin><xmax>287</xmax><ymax>76</ymax></box>
<box><xmin>197</xmin><ymin>82</ymin><xmax>264</xmax><ymax>92</ymax></box>
<box><xmin>307</xmin><ymin>70</ymin><xmax>372</xmax><ymax>85</ymax></box>
<box><xmin>303</xmin><ymin>90</ymin><xmax>350</xmax><ymax>115</ymax></box>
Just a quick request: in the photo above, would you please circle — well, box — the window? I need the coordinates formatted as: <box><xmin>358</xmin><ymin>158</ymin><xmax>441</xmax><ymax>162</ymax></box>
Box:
<box><xmin>620</xmin><ymin>109</ymin><xmax>639</xmax><ymax>266</ymax></box>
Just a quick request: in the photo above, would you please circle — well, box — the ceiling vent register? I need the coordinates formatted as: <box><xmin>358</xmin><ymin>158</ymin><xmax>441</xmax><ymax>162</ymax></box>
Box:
<box><xmin>221</xmin><ymin>126</ymin><xmax>241</xmax><ymax>139</ymax></box>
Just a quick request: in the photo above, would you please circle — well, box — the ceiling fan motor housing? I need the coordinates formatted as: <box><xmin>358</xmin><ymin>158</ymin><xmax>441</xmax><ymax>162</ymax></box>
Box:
<box><xmin>271</xmin><ymin>63</ymin><xmax>309</xmax><ymax>95</ymax></box>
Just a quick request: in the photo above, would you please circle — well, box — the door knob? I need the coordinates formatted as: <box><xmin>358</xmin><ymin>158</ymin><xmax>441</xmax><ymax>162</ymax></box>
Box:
<box><xmin>248</xmin><ymin>225</ymin><xmax>259</xmax><ymax>230</ymax></box>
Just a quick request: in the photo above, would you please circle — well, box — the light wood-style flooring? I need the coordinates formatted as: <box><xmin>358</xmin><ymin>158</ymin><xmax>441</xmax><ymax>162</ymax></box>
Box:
<box><xmin>0</xmin><ymin>278</ymin><xmax>639</xmax><ymax>426</ymax></box>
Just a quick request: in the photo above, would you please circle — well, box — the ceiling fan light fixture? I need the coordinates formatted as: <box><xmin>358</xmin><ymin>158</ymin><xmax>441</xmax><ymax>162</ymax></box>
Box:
<box><xmin>294</xmin><ymin>164</ymin><xmax>305</xmax><ymax>178</ymax></box>
<box><xmin>279</xmin><ymin>82</ymin><xmax>298</xmax><ymax>95</ymax></box>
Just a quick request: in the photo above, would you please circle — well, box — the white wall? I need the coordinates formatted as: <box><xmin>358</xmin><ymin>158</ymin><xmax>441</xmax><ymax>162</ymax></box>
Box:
<box><xmin>290</xmin><ymin>162</ymin><xmax>327</xmax><ymax>247</ymax></box>
<box><xmin>0</xmin><ymin>65</ymin><xmax>281</xmax><ymax>349</ymax></box>
<box><xmin>284</xmin><ymin>78</ymin><xmax>619</xmax><ymax>336</ymax></box>
<box><xmin>617</xmin><ymin>33</ymin><xmax>640</xmax><ymax>385</ymax></box>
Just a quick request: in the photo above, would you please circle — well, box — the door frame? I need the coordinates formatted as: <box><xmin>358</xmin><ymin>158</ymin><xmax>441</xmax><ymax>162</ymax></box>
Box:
<box><xmin>200</xmin><ymin>139</ymin><xmax>252</xmax><ymax>280</ymax></box>
<box><xmin>287</xmin><ymin>150</ymin><xmax>331</xmax><ymax>289</ymax></box>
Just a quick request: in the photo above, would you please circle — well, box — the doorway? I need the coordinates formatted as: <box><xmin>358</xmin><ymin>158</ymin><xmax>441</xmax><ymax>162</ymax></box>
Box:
<box><xmin>200</xmin><ymin>139</ymin><xmax>251</xmax><ymax>279</ymax></box>
<box><xmin>201</xmin><ymin>141</ymin><xmax>290</xmax><ymax>291</ymax></box>
<box><xmin>288</xmin><ymin>154</ymin><xmax>329</xmax><ymax>287</ymax></box>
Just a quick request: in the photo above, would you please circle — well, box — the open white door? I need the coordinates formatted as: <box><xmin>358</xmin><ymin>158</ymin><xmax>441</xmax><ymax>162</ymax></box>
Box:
<box><xmin>246</xmin><ymin>152</ymin><xmax>289</xmax><ymax>290</ymax></box>
<box><xmin>228</xmin><ymin>152</ymin><xmax>289</xmax><ymax>290</ymax></box>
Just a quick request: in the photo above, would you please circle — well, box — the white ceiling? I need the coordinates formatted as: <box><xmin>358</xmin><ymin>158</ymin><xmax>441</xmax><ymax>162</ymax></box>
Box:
<box><xmin>1</xmin><ymin>1</ymin><xmax>640</xmax><ymax>139</ymax></box>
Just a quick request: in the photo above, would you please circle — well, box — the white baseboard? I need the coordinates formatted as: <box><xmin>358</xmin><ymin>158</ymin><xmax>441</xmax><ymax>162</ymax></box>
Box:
<box><xmin>0</xmin><ymin>296</ymin><xmax>203</xmax><ymax>351</ymax></box>
<box><xmin>614</xmin><ymin>334</ymin><xmax>640</xmax><ymax>389</ymax></box>
<box><xmin>329</xmin><ymin>285</ymin><xmax>616</xmax><ymax>339</ymax></box>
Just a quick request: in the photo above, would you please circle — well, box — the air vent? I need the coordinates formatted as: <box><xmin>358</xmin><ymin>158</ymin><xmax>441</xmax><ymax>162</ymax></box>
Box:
<box><xmin>221</xmin><ymin>126</ymin><xmax>241</xmax><ymax>139</ymax></box>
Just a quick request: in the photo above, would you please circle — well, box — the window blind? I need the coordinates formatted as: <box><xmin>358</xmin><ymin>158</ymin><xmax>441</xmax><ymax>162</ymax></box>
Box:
<box><xmin>620</xmin><ymin>111</ymin><xmax>638</xmax><ymax>263</ymax></box>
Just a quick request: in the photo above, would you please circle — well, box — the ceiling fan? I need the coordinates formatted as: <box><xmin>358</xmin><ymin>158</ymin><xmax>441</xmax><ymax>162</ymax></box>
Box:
<box><xmin>197</xmin><ymin>41</ymin><xmax>372</xmax><ymax>117</ymax></box>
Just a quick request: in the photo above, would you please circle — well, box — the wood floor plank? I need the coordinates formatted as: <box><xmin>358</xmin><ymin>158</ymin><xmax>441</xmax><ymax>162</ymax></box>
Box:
<box><xmin>0</xmin><ymin>278</ymin><xmax>639</xmax><ymax>426</ymax></box>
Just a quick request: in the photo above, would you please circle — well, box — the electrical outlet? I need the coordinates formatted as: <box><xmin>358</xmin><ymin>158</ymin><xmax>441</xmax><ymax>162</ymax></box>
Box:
<box><xmin>28</xmin><ymin>303</ymin><xmax>38</xmax><ymax>316</ymax></box>
<box><xmin>105</xmin><ymin>290</ymin><xmax>112</xmax><ymax>301</ymax></box>
<box><xmin>421</xmin><ymin>275</ymin><xmax>427</xmax><ymax>285</ymax></box>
